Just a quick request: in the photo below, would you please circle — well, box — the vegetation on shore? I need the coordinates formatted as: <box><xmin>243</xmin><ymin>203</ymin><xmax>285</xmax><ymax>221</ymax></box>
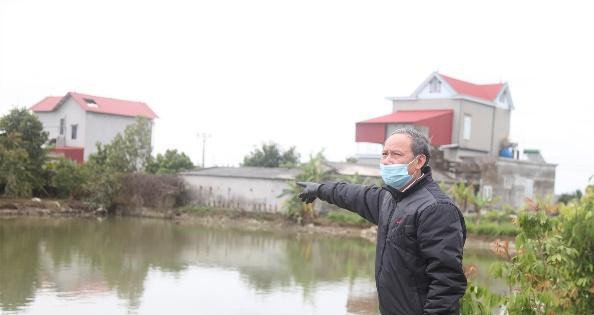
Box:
<box><xmin>0</xmin><ymin>109</ymin><xmax>194</xmax><ymax>211</ymax></box>
<box><xmin>461</xmin><ymin>186</ymin><xmax>594</xmax><ymax>314</ymax></box>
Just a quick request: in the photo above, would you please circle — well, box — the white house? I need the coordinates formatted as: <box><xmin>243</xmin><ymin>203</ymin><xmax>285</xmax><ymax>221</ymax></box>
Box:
<box><xmin>30</xmin><ymin>92</ymin><xmax>158</xmax><ymax>163</ymax></box>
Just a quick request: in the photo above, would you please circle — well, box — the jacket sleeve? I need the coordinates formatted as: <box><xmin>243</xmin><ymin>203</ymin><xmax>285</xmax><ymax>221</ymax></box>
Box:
<box><xmin>317</xmin><ymin>182</ymin><xmax>384</xmax><ymax>225</ymax></box>
<box><xmin>417</xmin><ymin>203</ymin><xmax>467</xmax><ymax>315</ymax></box>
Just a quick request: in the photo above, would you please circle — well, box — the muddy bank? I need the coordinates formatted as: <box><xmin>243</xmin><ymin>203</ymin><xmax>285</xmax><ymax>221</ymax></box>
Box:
<box><xmin>0</xmin><ymin>198</ymin><xmax>503</xmax><ymax>248</ymax></box>
<box><xmin>0</xmin><ymin>198</ymin><xmax>103</xmax><ymax>217</ymax></box>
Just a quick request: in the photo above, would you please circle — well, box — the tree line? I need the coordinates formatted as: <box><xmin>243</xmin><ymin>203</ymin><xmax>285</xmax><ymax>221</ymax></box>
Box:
<box><xmin>0</xmin><ymin>108</ymin><xmax>194</xmax><ymax>206</ymax></box>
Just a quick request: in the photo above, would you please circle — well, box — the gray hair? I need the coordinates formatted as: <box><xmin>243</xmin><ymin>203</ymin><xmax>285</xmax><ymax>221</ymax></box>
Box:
<box><xmin>390</xmin><ymin>128</ymin><xmax>431</xmax><ymax>170</ymax></box>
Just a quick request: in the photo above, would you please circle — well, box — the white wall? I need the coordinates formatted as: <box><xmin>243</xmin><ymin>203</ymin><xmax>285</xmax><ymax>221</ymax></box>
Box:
<box><xmin>181</xmin><ymin>175</ymin><xmax>292</xmax><ymax>213</ymax></box>
<box><xmin>33</xmin><ymin>97</ymin><xmax>86</xmax><ymax>148</ymax></box>
<box><xmin>84</xmin><ymin>112</ymin><xmax>143</xmax><ymax>160</ymax></box>
<box><xmin>416</xmin><ymin>77</ymin><xmax>456</xmax><ymax>99</ymax></box>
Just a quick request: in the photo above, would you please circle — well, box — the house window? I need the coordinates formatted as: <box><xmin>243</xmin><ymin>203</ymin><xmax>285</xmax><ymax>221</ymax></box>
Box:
<box><xmin>463</xmin><ymin>115</ymin><xmax>472</xmax><ymax>140</ymax></box>
<box><xmin>482</xmin><ymin>185</ymin><xmax>493</xmax><ymax>200</ymax></box>
<box><xmin>84</xmin><ymin>98</ymin><xmax>99</xmax><ymax>108</ymax></box>
<box><xmin>71</xmin><ymin>124</ymin><xmax>78</xmax><ymax>140</ymax></box>
<box><xmin>59</xmin><ymin>118</ymin><xmax>65</xmax><ymax>135</ymax></box>
<box><xmin>429</xmin><ymin>77</ymin><xmax>441</xmax><ymax>93</ymax></box>
<box><xmin>523</xmin><ymin>179</ymin><xmax>534</xmax><ymax>199</ymax></box>
<box><xmin>504</xmin><ymin>175</ymin><xmax>513</xmax><ymax>190</ymax></box>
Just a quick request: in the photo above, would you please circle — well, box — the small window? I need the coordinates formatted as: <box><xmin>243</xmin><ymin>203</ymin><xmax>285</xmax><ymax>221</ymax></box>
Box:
<box><xmin>429</xmin><ymin>77</ymin><xmax>441</xmax><ymax>93</ymax></box>
<box><xmin>71</xmin><ymin>124</ymin><xmax>78</xmax><ymax>140</ymax></box>
<box><xmin>463</xmin><ymin>115</ymin><xmax>472</xmax><ymax>140</ymax></box>
<box><xmin>482</xmin><ymin>185</ymin><xmax>493</xmax><ymax>200</ymax></box>
<box><xmin>504</xmin><ymin>175</ymin><xmax>513</xmax><ymax>190</ymax></box>
<box><xmin>84</xmin><ymin>98</ymin><xmax>99</xmax><ymax>108</ymax></box>
<box><xmin>59</xmin><ymin>118</ymin><xmax>65</xmax><ymax>135</ymax></box>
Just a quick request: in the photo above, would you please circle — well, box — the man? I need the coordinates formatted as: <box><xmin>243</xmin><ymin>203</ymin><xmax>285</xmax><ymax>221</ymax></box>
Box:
<box><xmin>298</xmin><ymin>128</ymin><xmax>467</xmax><ymax>315</ymax></box>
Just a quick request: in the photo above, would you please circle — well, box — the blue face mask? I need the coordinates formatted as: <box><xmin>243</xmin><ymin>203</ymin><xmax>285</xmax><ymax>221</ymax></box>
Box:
<box><xmin>380</xmin><ymin>157</ymin><xmax>418</xmax><ymax>189</ymax></box>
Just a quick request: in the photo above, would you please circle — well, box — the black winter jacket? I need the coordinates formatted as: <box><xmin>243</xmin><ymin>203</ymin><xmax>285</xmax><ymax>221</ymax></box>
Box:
<box><xmin>317</xmin><ymin>170</ymin><xmax>467</xmax><ymax>315</ymax></box>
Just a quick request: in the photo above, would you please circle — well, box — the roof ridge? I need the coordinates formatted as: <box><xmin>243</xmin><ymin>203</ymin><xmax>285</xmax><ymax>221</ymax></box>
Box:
<box><xmin>439</xmin><ymin>73</ymin><xmax>503</xmax><ymax>87</ymax></box>
<box><xmin>69</xmin><ymin>91</ymin><xmax>147</xmax><ymax>104</ymax></box>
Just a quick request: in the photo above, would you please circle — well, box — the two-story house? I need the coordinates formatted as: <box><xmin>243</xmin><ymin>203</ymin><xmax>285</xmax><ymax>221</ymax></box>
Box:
<box><xmin>355</xmin><ymin>72</ymin><xmax>556</xmax><ymax>208</ymax></box>
<box><xmin>356</xmin><ymin>72</ymin><xmax>513</xmax><ymax>161</ymax></box>
<box><xmin>30</xmin><ymin>92</ymin><xmax>158</xmax><ymax>163</ymax></box>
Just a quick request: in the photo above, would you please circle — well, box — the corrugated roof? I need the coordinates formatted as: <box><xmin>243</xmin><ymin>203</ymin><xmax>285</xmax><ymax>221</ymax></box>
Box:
<box><xmin>440</xmin><ymin>74</ymin><xmax>504</xmax><ymax>101</ymax></box>
<box><xmin>358</xmin><ymin>110</ymin><xmax>453</xmax><ymax>124</ymax></box>
<box><xmin>30</xmin><ymin>92</ymin><xmax>158</xmax><ymax>119</ymax></box>
<box><xmin>30</xmin><ymin>96</ymin><xmax>63</xmax><ymax>111</ymax></box>
<box><xmin>181</xmin><ymin>167</ymin><xmax>301</xmax><ymax>180</ymax></box>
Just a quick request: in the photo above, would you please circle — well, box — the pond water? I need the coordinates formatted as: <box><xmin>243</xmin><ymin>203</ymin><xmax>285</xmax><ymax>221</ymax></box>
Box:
<box><xmin>0</xmin><ymin>217</ymin><xmax>501</xmax><ymax>315</ymax></box>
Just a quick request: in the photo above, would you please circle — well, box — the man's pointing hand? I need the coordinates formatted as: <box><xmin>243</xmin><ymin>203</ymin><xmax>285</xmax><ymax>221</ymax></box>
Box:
<box><xmin>296</xmin><ymin>182</ymin><xmax>321</xmax><ymax>204</ymax></box>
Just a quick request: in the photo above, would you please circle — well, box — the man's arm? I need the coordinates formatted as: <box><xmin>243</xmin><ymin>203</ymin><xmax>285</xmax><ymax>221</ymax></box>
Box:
<box><xmin>417</xmin><ymin>203</ymin><xmax>467</xmax><ymax>315</ymax></box>
<box><xmin>317</xmin><ymin>182</ymin><xmax>385</xmax><ymax>225</ymax></box>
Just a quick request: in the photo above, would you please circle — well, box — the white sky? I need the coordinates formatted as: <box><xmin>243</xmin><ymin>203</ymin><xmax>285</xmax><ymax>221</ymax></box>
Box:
<box><xmin>1</xmin><ymin>0</ymin><xmax>593</xmax><ymax>194</ymax></box>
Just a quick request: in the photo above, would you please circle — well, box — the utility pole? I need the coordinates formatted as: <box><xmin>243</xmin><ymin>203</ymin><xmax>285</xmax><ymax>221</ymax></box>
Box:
<box><xmin>197</xmin><ymin>132</ymin><xmax>211</xmax><ymax>168</ymax></box>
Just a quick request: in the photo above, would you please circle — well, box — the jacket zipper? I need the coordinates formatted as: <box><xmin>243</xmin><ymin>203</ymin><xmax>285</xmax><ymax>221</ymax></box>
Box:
<box><xmin>376</xmin><ymin>198</ymin><xmax>398</xmax><ymax>278</ymax></box>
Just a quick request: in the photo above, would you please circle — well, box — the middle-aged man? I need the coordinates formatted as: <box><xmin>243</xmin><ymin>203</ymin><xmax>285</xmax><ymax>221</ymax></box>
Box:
<box><xmin>297</xmin><ymin>128</ymin><xmax>467</xmax><ymax>315</ymax></box>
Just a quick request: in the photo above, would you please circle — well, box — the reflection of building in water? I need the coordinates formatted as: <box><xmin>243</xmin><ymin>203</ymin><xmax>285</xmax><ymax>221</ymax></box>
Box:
<box><xmin>176</xmin><ymin>229</ymin><xmax>375</xmax><ymax>293</ymax></box>
<box><xmin>38</xmin><ymin>245</ymin><xmax>109</xmax><ymax>296</ymax></box>
<box><xmin>0</xmin><ymin>219</ymin><xmax>376</xmax><ymax>313</ymax></box>
<box><xmin>345</xmin><ymin>279</ymin><xmax>379</xmax><ymax>315</ymax></box>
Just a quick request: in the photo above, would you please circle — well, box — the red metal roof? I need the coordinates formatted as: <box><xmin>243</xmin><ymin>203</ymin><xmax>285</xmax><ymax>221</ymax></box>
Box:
<box><xmin>359</xmin><ymin>109</ymin><xmax>453</xmax><ymax>124</ymax></box>
<box><xmin>356</xmin><ymin>110</ymin><xmax>453</xmax><ymax>146</ymax></box>
<box><xmin>30</xmin><ymin>92</ymin><xmax>158</xmax><ymax>119</ymax></box>
<box><xmin>30</xmin><ymin>96</ymin><xmax>63</xmax><ymax>111</ymax></box>
<box><xmin>440</xmin><ymin>74</ymin><xmax>504</xmax><ymax>101</ymax></box>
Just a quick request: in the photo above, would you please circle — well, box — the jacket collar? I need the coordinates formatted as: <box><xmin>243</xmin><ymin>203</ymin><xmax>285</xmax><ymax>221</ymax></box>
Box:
<box><xmin>383</xmin><ymin>167</ymin><xmax>434</xmax><ymax>202</ymax></box>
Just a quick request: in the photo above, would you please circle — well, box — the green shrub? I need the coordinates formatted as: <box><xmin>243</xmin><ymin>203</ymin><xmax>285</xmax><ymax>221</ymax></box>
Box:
<box><xmin>45</xmin><ymin>157</ymin><xmax>87</xmax><ymax>199</ymax></box>
<box><xmin>466</xmin><ymin>221</ymin><xmax>518</xmax><ymax>237</ymax></box>
<box><xmin>464</xmin><ymin>186</ymin><xmax>594</xmax><ymax>314</ymax></box>
<box><xmin>326</xmin><ymin>210</ymin><xmax>369</xmax><ymax>226</ymax></box>
<box><xmin>178</xmin><ymin>205</ymin><xmax>214</xmax><ymax>215</ymax></box>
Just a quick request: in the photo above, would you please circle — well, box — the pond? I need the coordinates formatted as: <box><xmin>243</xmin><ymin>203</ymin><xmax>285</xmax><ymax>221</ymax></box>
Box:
<box><xmin>0</xmin><ymin>217</ymin><xmax>501</xmax><ymax>315</ymax></box>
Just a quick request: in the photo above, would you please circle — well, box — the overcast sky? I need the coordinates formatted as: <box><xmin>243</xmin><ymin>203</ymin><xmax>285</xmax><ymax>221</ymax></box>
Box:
<box><xmin>1</xmin><ymin>0</ymin><xmax>593</xmax><ymax>194</ymax></box>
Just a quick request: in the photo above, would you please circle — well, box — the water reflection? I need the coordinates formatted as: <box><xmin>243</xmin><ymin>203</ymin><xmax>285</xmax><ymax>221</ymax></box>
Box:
<box><xmin>0</xmin><ymin>218</ymin><xmax>378</xmax><ymax>315</ymax></box>
<box><xmin>1</xmin><ymin>217</ymin><xmax>498</xmax><ymax>315</ymax></box>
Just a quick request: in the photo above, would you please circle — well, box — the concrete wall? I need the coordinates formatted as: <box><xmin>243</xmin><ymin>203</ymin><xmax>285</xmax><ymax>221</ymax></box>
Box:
<box><xmin>491</xmin><ymin>107</ymin><xmax>511</xmax><ymax>154</ymax></box>
<box><xmin>84</xmin><ymin>112</ymin><xmax>145</xmax><ymax>160</ymax></box>
<box><xmin>181</xmin><ymin>175</ymin><xmax>292</xmax><ymax>213</ymax></box>
<box><xmin>472</xmin><ymin>157</ymin><xmax>556</xmax><ymax>208</ymax></box>
<box><xmin>34</xmin><ymin>97</ymin><xmax>86</xmax><ymax>148</ymax></box>
<box><xmin>459</xmin><ymin>99</ymin><xmax>495</xmax><ymax>153</ymax></box>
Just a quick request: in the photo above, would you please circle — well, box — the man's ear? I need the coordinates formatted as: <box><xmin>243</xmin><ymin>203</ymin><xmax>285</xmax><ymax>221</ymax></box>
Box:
<box><xmin>417</xmin><ymin>155</ymin><xmax>427</xmax><ymax>171</ymax></box>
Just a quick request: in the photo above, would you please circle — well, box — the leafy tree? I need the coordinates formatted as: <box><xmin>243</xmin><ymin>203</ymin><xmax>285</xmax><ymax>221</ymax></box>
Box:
<box><xmin>82</xmin><ymin>117</ymin><xmax>153</xmax><ymax>208</ymax></box>
<box><xmin>242</xmin><ymin>143</ymin><xmax>300</xmax><ymax>168</ymax></box>
<box><xmin>280</xmin><ymin>151</ymin><xmax>331</xmax><ymax>224</ymax></box>
<box><xmin>470</xmin><ymin>192</ymin><xmax>498</xmax><ymax>225</ymax></box>
<box><xmin>45</xmin><ymin>157</ymin><xmax>86</xmax><ymax>199</ymax></box>
<box><xmin>0</xmin><ymin>108</ymin><xmax>48</xmax><ymax>196</ymax></box>
<box><xmin>0</xmin><ymin>133</ymin><xmax>34</xmax><ymax>197</ymax></box>
<box><xmin>557</xmin><ymin>189</ymin><xmax>583</xmax><ymax>205</ymax></box>
<box><xmin>450</xmin><ymin>181</ymin><xmax>473</xmax><ymax>213</ymax></box>
<box><xmin>147</xmin><ymin>149</ymin><xmax>194</xmax><ymax>174</ymax></box>
<box><xmin>90</xmin><ymin>117</ymin><xmax>153</xmax><ymax>173</ymax></box>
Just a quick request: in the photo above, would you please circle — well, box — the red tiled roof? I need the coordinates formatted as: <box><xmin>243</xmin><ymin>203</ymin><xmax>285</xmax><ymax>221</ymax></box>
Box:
<box><xmin>30</xmin><ymin>92</ymin><xmax>158</xmax><ymax>119</ymax></box>
<box><xmin>440</xmin><ymin>74</ymin><xmax>504</xmax><ymax>101</ymax></box>
<box><xmin>359</xmin><ymin>109</ymin><xmax>453</xmax><ymax>124</ymax></box>
<box><xmin>30</xmin><ymin>96</ymin><xmax>63</xmax><ymax>111</ymax></box>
